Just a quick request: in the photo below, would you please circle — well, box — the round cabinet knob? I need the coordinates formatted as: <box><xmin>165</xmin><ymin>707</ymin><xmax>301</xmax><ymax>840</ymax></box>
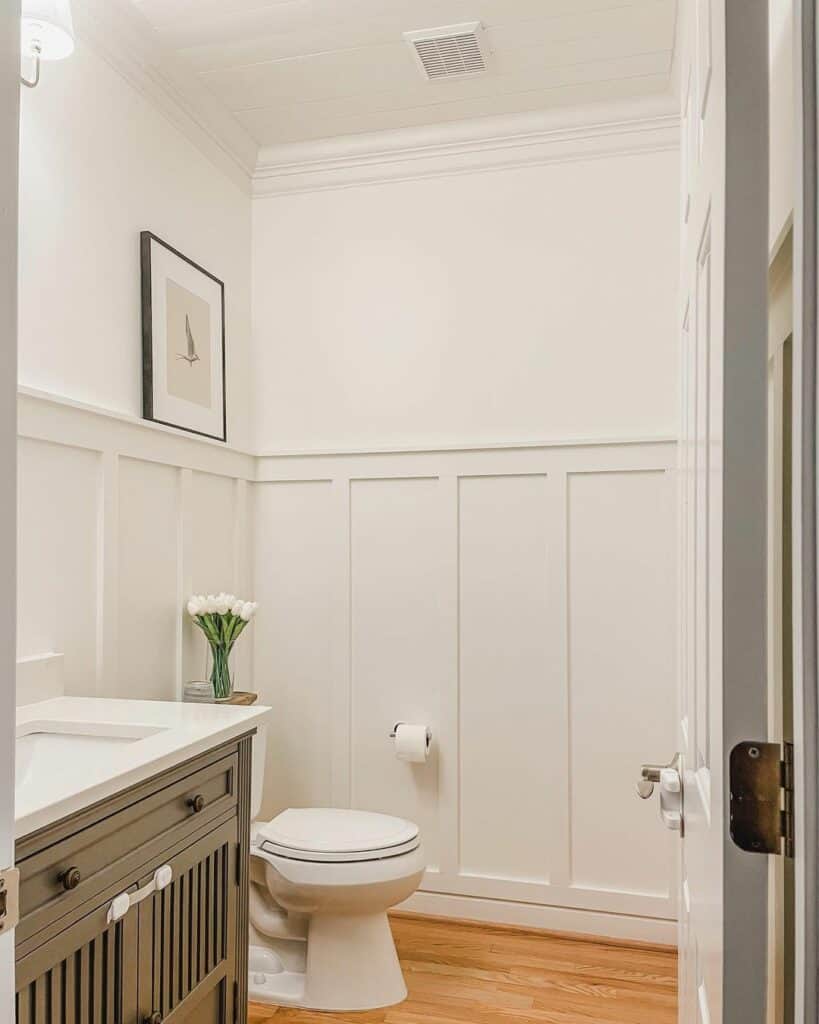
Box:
<box><xmin>187</xmin><ymin>794</ymin><xmax>206</xmax><ymax>813</ymax></box>
<box><xmin>145</xmin><ymin>1013</ymin><xmax>163</xmax><ymax>1024</ymax></box>
<box><xmin>60</xmin><ymin>866</ymin><xmax>82</xmax><ymax>891</ymax></box>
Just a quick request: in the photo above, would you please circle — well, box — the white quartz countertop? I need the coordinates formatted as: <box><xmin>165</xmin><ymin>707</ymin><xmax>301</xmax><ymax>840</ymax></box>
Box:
<box><xmin>15</xmin><ymin>697</ymin><xmax>271</xmax><ymax>840</ymax></box>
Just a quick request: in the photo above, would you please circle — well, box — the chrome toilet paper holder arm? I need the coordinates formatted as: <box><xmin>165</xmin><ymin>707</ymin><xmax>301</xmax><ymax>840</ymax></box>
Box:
<box><xmin>388</xmin><ymin>722</ymin><xmax>432</xmax><ymax>744</ymax></box>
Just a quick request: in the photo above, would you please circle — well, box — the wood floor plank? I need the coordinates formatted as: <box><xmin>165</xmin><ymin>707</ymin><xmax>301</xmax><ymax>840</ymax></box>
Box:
<box><xmin>247</xmin><ymin>915</ymin><xmax>677</xmax><ymax>1024</ymax></box>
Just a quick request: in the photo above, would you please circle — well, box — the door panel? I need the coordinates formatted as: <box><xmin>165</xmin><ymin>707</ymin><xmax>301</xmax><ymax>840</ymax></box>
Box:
<box><xmin>767</xmin><ymin>242</ymin><xmax>796</xmax><ymax>1022</ymax></box>
<box><xmin>15</xmin><ymin>896</ymin><xmax>138</xmax><ymax>1024</ymax></box>
<box><xmin>138</xmin><ymin>821</ymin><xmax>237</xmax><ymax>1024</ymax></box>
<box><xmin>677</xmin><ymin>2</ymin><xmax>770</xmax><ymax>1022</ymax></box>
<box><xmin>163</xmin><ymin>974</ymin><xmax>230</xmax><ymax>1024</ymax></box>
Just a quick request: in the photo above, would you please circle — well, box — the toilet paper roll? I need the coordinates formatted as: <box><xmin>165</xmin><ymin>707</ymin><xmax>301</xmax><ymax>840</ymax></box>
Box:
<box><xmin>394</xmin><ymin>723</ymin><xmax>431</xmax><ymax>763</ymax></box>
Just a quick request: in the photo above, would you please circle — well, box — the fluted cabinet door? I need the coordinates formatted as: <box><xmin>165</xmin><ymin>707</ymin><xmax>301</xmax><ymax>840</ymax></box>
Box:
<box><xmin>138</xmin><ymin>820</ymin><xmax>238</xmax><ymax>1024</ymax></box>
<box><xmin>16</xmin><ymin>896</ymin><xmax>138</xmax><ymax>1024</ymax></box>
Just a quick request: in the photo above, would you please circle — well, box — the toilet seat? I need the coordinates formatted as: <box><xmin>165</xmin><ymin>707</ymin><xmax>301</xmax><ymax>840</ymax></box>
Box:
<box><xmin>257</xmin><ymin>808</ymin><xmax>421</xmax><ymax>864</ymax></box>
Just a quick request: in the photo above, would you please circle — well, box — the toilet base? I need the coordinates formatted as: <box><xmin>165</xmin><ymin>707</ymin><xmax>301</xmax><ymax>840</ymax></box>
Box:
<box><xmin>248</xmin><ymin>911</ymin><xmax>408</xmax><ymax>1011</ymax></box>
<box><xmin>248</xmin><ymin>951</ymin><xmax>306</xmax><ymax>1006</ymax></box>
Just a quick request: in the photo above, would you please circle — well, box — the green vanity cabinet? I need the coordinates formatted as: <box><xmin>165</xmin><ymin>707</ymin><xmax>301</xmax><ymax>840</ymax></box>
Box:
<box><xmin>14</xmin><ymin>734</ymin><xmax>254</xmax><ymax>1024</ymax></box>
<box><xmin>15</xmin><ymin>885</ymin><xmax>138</xmax><ymax>1023</ymax></box>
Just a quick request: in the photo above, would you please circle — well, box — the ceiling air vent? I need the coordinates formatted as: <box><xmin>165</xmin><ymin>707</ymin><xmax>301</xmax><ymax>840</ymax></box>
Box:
<box><xmin>404</xmin><ymin>22</ymin><xmax>490</xmax><ymax>81</ymax></box>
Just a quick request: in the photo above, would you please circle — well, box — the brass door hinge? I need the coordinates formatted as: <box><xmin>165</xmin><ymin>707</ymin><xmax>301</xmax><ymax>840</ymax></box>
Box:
<box><xmin>729</xmin><ymin>741</ymin><xmax>794</xmax><ymax>857</ymax></box>
<box><xmin>0</xmin><ymin>867</ymin><xmax>20</xmax><ymax>933</ymax></box>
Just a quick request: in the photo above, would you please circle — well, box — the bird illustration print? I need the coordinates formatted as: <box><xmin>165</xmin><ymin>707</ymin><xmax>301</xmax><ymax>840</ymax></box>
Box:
<box><xmin>177</xmin><ymin>314</ymin><xmax>200</xmax><ymax>365</ymax></box>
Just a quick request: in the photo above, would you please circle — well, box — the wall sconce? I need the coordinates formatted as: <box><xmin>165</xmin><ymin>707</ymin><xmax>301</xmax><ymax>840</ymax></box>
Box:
<box><xmin>20</xmin><ymin>0</ymin><xmax>75</xmax><ymax>89</ymax></box>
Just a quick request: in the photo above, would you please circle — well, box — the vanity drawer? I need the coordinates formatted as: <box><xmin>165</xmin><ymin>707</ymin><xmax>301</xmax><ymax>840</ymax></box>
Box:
<box><xmin>16</xmin><ymin>750</ymin><xmax>238</xmax><ymax>945</ymax></box>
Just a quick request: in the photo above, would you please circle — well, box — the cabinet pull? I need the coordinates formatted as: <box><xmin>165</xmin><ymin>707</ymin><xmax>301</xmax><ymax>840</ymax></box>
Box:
<box><xmin>59</xmin><ymin>867</ymin><xmax>81</xmax><ymax>891</ymax></box>
<box><xmin>145</xmin><ymin>1013</ymin><xmax>163</xmax><ymax>1024</ymax></box>
<box><xmin>107</xmin><ymin>865</ymin><xmax>173</xmax><ymax>924</ymax></box>
<box><xmin>187</xmin><ymin>794</ymin><xmax>206</xmax><ymax>813</ymax></box>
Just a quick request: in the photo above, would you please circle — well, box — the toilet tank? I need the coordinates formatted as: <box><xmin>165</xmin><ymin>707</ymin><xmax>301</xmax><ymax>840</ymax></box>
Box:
<box><xmin>251</xmin><ymin>721</ymin><xmax>267</xmax><ymax>821</ymax></box>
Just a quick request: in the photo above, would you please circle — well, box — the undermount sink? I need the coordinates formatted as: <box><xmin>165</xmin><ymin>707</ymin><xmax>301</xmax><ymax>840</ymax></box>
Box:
<box><xmin>16</xmin><ymin>721</ymin><xmax>167</xmax><ymax>799</ymax></box>
<box><xmin>14</xmin><ymin>697</ymin><xmax>270</xmax><ymax>839</ymax></box>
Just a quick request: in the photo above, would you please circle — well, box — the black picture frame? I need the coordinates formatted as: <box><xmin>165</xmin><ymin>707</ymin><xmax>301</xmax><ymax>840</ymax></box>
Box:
<box><xmin>140</xmin><ymin>230</ymin><xmax>227</xmax><ymax>442</ymax></box>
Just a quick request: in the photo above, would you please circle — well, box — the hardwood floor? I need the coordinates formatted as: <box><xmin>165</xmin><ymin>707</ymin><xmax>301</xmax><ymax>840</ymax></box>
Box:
<box><xmin>247</xmin><ymin>914</ymin><xmax>678</xmax><ymax>1023</ymax></box>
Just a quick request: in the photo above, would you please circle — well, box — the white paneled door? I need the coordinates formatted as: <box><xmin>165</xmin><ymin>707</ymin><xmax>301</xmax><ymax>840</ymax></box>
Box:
<box><xmin>672</xmin><ymin>2</ymin><xmax>770</xmax><ymax>1023</ymax></box>
<box><xmin>0</xmin><ymin>0</ymin><xmax>19</xmax><ymax>1016</ymax></box>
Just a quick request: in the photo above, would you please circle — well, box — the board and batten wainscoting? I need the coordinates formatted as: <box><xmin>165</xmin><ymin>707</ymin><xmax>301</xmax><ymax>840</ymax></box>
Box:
<box><xmin>16</xmin><ymin>388</ymin><xmax>256</xmax><ymax>702</ymax></box>
<box><xmin>17</xmin><ymin>387</ymin><xmax>677</xmax><ymax>944</ymax></box>
<box><xmin>253</xmin><ymin>438</ymin><xmax>678</xmax><ymax>944</ymax></box>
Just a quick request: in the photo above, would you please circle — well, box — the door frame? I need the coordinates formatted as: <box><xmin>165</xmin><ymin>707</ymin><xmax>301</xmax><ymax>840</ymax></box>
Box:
<box><xmin>721</xmin><ymin>5</ymin><xmax>772</xmax><ymax>1014</ymax></box>
<box><xmin>792</xmin><ymin>3</ymin><xmax>818</xmax><ymax>1021</ymax></box>
<box><xmin>0</xmin><ymin>0</ymin><xmax>18</xmax><ymax>1016</ymax></box>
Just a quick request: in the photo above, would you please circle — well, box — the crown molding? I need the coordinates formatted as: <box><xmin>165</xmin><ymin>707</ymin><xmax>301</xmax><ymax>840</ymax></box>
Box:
<box><xmin>73</xmin><ymin>0</ymin><xmax>259</xmax><ymax>194</ymax></box>
<box><xmin>252</xmin><ymin>94</ymin><xmax>680</xmax><ymax>198</ymax></box>
<box><xmin>70</xmin><ymin>4</ymin><xmax>680</xmax><ymax>201</ymax></box>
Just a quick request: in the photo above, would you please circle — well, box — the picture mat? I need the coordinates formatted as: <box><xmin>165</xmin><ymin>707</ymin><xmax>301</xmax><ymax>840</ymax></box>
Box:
<box><xmin>147</xmin><ymin>238</ymin><xmax>224</xmax><ymax>439</ymax></box>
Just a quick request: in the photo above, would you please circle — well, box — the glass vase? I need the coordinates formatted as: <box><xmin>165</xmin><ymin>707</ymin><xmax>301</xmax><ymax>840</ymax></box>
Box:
<box><xmin>207</xmin><ymin>643</ymin><xmax>234</xmax><ymax>701</ymax></box>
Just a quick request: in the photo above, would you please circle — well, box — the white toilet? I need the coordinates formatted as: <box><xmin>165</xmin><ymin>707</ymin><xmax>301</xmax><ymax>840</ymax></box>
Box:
<box><xmin>247</xmin><ymin>736</ymin><xmax>426</xmax><ymax>1010</ymax></box>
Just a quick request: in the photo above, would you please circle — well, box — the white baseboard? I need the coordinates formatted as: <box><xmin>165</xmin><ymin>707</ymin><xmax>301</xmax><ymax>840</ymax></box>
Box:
<box><xmin>398</xmin><ymin>890</ymin><xmax>678</xmax><ymax>947</ymax></box>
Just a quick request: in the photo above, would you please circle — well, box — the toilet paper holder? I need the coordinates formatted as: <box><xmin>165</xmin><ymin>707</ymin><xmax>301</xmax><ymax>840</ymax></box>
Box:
<box><xmin>388</xmin><ymin>722</ymin><xmax>432</xmax><ymax>746</ymax></box>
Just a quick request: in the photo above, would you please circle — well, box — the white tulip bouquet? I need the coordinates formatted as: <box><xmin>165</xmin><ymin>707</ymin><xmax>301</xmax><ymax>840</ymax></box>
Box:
<box><xmin>186</xmin><ymin>593</ymin><xmax>259</xmax><ymax>700</ymax></box>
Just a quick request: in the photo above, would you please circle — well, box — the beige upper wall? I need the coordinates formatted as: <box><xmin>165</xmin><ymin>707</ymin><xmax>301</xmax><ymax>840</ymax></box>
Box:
<box><xmin>18</xmin><ymin>40</ymin><xmax>253</xmax><ymax>449</ymax></box>
<box><xmin>251</xmin><ymin>148</ymin><xmax>680</xmax><ymax>453</ymax></box>
<box><xmin>16</xmin><ymin>32</ymin><xmax>680</xmax><ymax>458</ymax></box>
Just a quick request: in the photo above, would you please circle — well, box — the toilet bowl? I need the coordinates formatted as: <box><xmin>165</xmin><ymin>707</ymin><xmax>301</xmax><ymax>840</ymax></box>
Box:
<box><xmin>247</xmin><ymin>807</ymin><xmax>426</xmax><ymax>1011</ymax></box>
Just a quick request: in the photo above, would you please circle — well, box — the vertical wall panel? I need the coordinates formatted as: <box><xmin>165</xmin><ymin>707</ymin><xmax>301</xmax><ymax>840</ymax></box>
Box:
<box><xmin>350</xmin><ymin>478</ymin><xmax>442</xmax><ymax>868</ymax></box>
<box><xmin>458</xmin><ymin>474</ymin><xmax>557</xmax><ymax>882</ymax></box>
<box><xmin>253</xmin><ymin>481</ymin><xmax>335</xmax><ymax>819</ymax></box>
<box><xmin>117</xmin><ymin>457</ymin><xmax>179</xmax><ymax>701</ymax></box>
<box><xmin>190</xmin><ymin>471</ymin><xmax>237</xmax><ymax>595</ymax></box>
<box><xmin>567</xmin><ymin>469</ymin><xmax>676</xmax><ymax>896</ymax></box>
<box><xmin>184</xmin><ymin>471</ymin><xmax>239</xmax><ymax>684</ymax></box>
<box><xmin>17</xmin><ymin>439</ymin><xmax>100</xmax><ymax>695</ymax></box>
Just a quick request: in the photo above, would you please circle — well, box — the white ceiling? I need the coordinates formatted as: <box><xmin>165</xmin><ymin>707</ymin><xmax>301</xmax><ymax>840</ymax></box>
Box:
<box><xmin>131</xmin><ymin>0</ymin><xmax>679</xmax><ymax>147</ymax></box>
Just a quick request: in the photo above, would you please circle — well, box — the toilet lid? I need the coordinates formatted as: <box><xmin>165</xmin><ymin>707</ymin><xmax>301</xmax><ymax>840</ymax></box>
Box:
<box><xmin>257</xmin><ymin>808</ymin><xmax>421</xmax><ymax>863</ymax></box>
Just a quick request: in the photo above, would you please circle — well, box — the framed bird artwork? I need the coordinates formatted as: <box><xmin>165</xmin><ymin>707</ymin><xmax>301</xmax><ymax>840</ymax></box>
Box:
<box><xmin>140</xmin><ymin>231</ymin><xmax>227</xmax><ymax>442</ymax></box>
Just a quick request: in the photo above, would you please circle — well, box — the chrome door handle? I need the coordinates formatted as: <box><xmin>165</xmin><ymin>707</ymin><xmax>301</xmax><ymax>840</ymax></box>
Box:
<box><xmin>636</xmin><ymin>754</ymin><xmax>683</xmax><ymax>831</ymax></box>
<box><xmin>636</xmin><ymin>778</ymin><xmax>656</xmax><ymax>799</ymax></box>
<box><xmin>636</xmin><ymin>754</ymin><xmax>682</xmax><ymax>798</ymax></box>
